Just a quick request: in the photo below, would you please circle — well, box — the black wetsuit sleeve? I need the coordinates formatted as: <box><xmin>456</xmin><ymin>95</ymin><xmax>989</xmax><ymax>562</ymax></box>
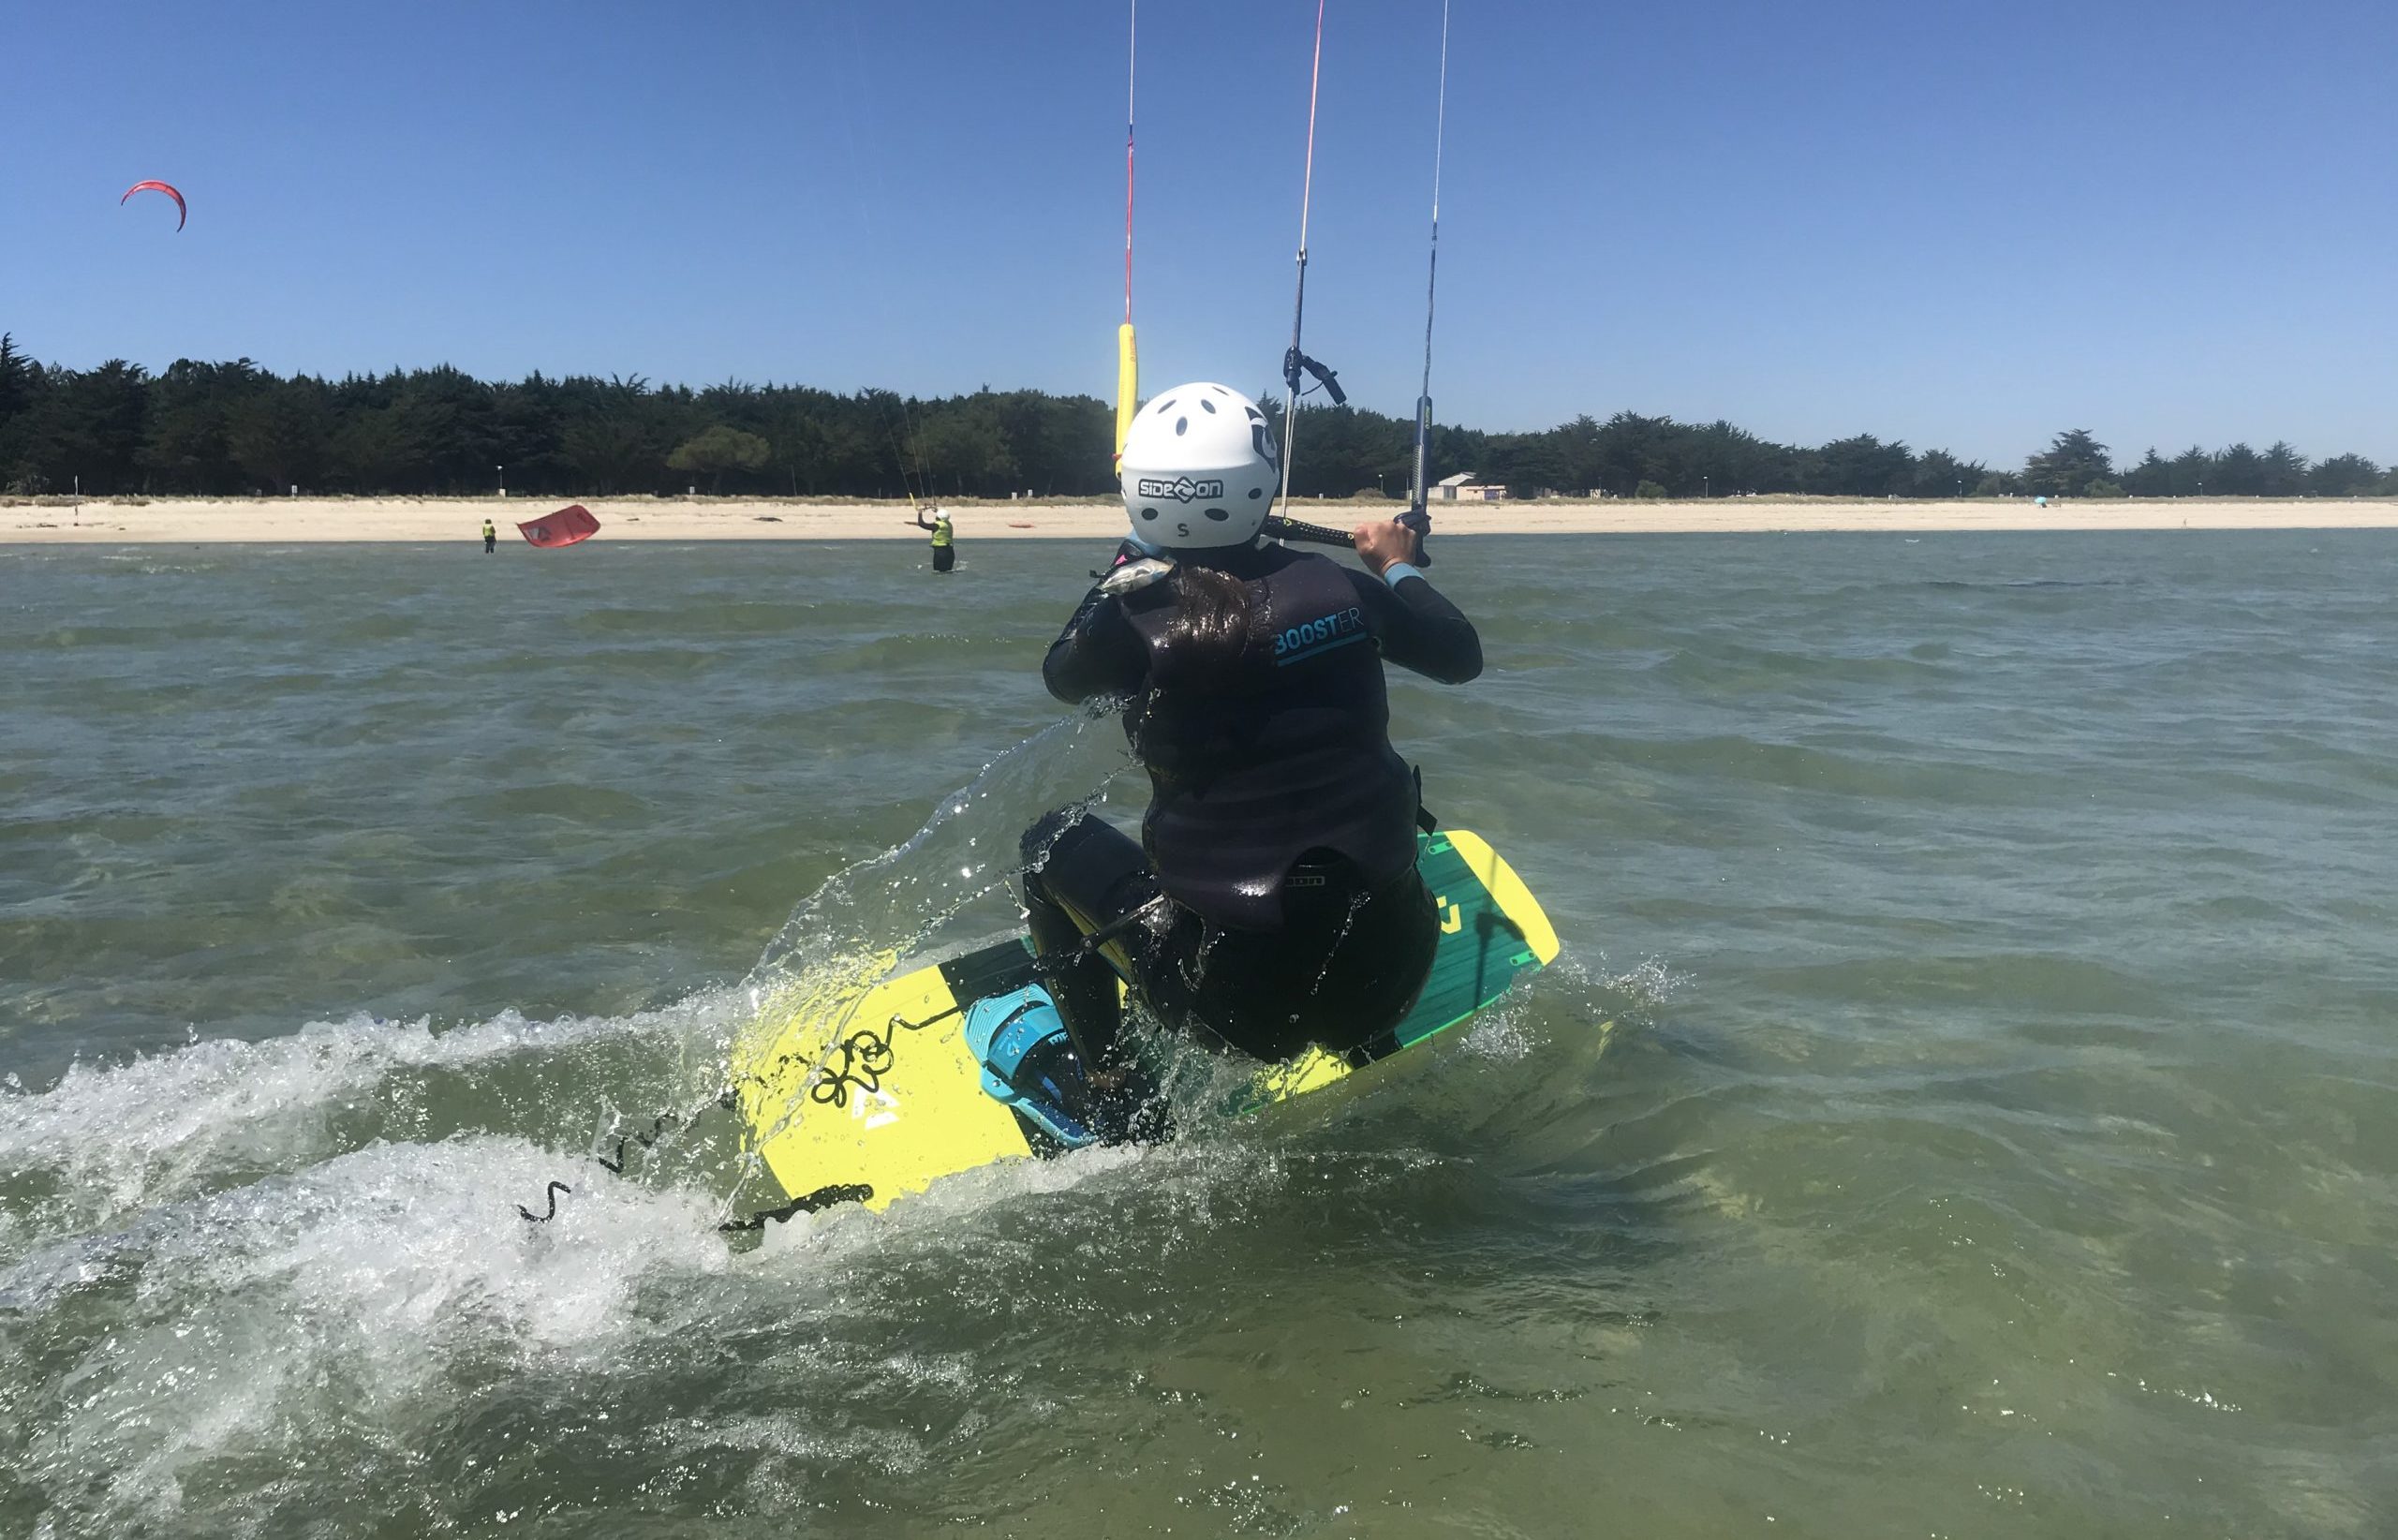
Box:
<box><xmin>1042</xmin><ymin>585</ymin><xmax>1147</xmax><ymax>703</ymax></box>
<box><xmin>1347</xmin><ymin>567</ymin><xmax>1483</xmax><ymax>684</ymax></box>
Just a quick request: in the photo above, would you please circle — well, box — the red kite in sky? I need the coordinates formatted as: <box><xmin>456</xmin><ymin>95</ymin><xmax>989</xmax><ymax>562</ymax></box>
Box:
<box><xmin>121</xmin><ymin>180</ymin><xmax>186</xmax><ymax>230</ymax></box>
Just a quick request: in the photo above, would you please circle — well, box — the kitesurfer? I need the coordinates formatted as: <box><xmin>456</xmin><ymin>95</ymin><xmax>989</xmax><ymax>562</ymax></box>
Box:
<box><xmin>1022</xmin><ymin>382</ymin><xmax>1479</xmax><ymax>1112</ymax></box>
<box><xmin>911</xmin><ymin>506</ymin><xmax>956</xmax><ymax>572</ymax></box>
<box><xmin>482</xmin><ymin>518</ymin><xmax>496</xmax><ymax>554</ymax></box>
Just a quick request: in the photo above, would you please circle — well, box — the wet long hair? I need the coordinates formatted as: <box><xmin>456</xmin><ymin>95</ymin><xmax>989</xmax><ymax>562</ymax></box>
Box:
<box><xmin>1152</xmin><ymin>562</ymin><xmax>1256</xmax><ymax>689</ymax></box>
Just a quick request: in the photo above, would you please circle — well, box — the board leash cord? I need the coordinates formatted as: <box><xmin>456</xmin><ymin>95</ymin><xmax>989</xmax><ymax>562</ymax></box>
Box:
<box><xmin>512</xmin><ymin>1085</ymin><xmax>811</xmax><ymax>1232</ymax></box>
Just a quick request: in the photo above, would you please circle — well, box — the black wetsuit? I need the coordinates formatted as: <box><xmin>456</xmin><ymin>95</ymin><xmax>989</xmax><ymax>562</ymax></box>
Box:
<box><xmin>1026</xmin><ymin>540</ymin><xmax>1481</xmax><ymax>1071</ymax></box>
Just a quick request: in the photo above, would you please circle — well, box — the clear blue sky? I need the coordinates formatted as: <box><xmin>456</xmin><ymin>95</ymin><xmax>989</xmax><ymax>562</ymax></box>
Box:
<box><xmin>7</xmin><ymin>0</ymin><xmax>2394</xmax><ymax>466</ymax></box>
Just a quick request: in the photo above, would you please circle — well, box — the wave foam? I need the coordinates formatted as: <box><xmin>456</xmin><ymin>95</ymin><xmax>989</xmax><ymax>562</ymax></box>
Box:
<box><xmin>0</xmin><ymin>992</ymin><xmax>741</xmax><ymax>1247</ymax></box>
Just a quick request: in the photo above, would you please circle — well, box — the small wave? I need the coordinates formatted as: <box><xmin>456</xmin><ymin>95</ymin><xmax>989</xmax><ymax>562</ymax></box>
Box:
<box><xmin>0</xmin><ymin>951</ymin><xmax>1643</xmax><ymax>1536</ymax></box>
<box><xmin>0</xmin><ymin>994</ymin><xmax>739</xmax><ymax>1249</ymax></box>
<box><xmin>7</xmin><ymin>1135</ymin><xmax>728</xmax><ymax>1533</ymax></box>
<box><xmin>1926</xmin><ymin>577</ymin><xmax>2139</xmax><ymax>590</ymax></box>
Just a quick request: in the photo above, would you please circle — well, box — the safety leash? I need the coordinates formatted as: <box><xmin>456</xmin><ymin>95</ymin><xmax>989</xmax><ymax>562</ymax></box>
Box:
<box><xmin>1272</xmin><ymin>0</ymin><xmax>1335</xmax><ymax>523</ymax></box>
<box><xmin>1400</xmin><ymin>0</ymin><xmax>1453</xmax><ymax>567</ymax></box>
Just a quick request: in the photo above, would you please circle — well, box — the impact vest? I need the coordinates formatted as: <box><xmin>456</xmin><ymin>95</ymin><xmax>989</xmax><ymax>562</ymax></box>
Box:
<box><xmin>1118</xmin><ymin>548</ymin><xmax>1420</xmax><ymax>930</ymax></box>
<box><xmin>930</xmin><ymin>518</ymin><xmax>954</xmax><ymax>548</ymax></box>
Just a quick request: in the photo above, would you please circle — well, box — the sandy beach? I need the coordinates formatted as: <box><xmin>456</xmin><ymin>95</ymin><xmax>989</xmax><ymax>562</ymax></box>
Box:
<box><xmin>6</xmin><ymin>494</ymin><xmax>2396</xmax><ymax>543</ymax></box>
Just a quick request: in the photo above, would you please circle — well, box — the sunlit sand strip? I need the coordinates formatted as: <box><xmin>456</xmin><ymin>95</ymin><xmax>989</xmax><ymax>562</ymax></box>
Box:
<box><xmin>6</xmin><ymin>495</ymin><xmax>2395</xmax><ymax>543</ymax></box>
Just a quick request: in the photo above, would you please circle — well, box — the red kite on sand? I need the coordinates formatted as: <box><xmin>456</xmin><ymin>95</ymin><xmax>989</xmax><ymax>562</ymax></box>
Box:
<box><xmin>518</xmin><ymin>505</ymin><xmax>600</xmax><ymax>548</ymax></box>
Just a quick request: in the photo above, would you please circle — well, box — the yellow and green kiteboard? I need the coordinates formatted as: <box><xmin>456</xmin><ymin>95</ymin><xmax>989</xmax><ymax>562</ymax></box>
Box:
<box><xmin>732</xmin><ymin>829</ymin><xmax>1557</xmax><ymax>1216</ymax></box>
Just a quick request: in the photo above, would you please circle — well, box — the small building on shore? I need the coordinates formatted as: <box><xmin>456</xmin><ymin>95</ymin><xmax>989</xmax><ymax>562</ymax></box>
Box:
<box><xmin>1435</xmin><ymin>472</ymin><xmax>1505</xmax><ymax>502</ymax></box>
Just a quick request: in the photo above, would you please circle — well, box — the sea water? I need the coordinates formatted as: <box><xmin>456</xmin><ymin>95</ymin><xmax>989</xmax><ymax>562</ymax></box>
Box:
<box><xmin>2</xmin><ymin>532</ymin><xmax>2393</xmax><ymax>1536</ymax></box>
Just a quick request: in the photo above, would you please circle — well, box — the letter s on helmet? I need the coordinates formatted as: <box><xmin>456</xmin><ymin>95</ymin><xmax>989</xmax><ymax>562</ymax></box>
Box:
<box><xmin>1118</xmin><ymin>382</ymin><xmax>1280</xmax><ymax>550</ymax></box>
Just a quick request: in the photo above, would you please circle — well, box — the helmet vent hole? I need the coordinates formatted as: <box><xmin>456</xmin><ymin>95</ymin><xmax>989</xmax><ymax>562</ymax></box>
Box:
<box><xmin>1139</xmin><ymin>507</ymin><xmax>1160</xmax><ymax>521</ymax></box>
<box><xmin>1175</xmin><ymin>417</ymin><xmax>1189</xmax><ymax>436</ymax></box>
<box><xmin>1203</xmin><ymin>508</ymin><xmax>1230</xmax><ymax>522</ymax></box>
<box><xmin>1248</xmin><ymin>487</ymin><xmax>1263</xmax><ymax>499</ymax></box>
<box><xmin>1200</xmin><ymin>398</ymin><xmax>1217</xmax><ymax>414</ymax></box>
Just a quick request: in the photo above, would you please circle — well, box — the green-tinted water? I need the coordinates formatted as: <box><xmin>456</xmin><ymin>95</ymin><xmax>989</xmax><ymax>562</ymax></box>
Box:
<box><xmin>4</xmin><ymin>533</ymin><xmax>2394</xmax><ymax>1537</ymax></box>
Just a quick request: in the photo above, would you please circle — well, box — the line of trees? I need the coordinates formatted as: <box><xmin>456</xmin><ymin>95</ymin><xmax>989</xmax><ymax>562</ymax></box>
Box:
<box><xmin>2</xmin><ymin>333</ymin><xmax>2390</xmax><ymax>502</ymax></box>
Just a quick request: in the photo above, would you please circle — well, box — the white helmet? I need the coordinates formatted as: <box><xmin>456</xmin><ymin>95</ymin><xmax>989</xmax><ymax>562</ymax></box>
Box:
<box><xmin>1118</xmin><ymin>382</ymin><xmax>1280</xmax><ymax>549</ymax></box>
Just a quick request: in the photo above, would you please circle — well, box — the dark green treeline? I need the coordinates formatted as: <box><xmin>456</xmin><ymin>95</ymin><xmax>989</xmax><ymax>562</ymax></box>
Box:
<box><xmin>1</xmin><ymin>334</ymin><xmax>2389</xmax><ymax>500</ymax></box>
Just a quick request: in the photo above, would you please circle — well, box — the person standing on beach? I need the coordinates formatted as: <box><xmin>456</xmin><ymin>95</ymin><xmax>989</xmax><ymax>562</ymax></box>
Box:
<box><xmin>911</xmin><ymin>507</ymin><xmax>956</xmax><ymax>573</ymax></box>
<box><xmin>481</xmin><ymin>518</ymin><xmax>496</xmax><ymax>554</ymax></box>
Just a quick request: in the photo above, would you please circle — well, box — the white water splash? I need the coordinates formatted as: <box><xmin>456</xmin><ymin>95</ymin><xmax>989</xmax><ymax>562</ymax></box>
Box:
<box><xmin>0</xmin><ymin>991</ymin><xmax>743</xmax><ymax>1248</ymax></box>
<box><xmin>9</xmin><ymin>1136</ymin><xmax>726</xmax><ymax>1533</ymax></box>
<box><xmin>734</xmin><ymin>710</ymin><xmax>1132</xmax><ymax>1152</ymax></box>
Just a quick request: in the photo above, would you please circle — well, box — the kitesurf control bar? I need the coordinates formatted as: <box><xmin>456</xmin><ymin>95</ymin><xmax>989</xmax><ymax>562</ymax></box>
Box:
<box><xmin>1266</xmin><ymin>513</ymin><xmax>1437</xmax><ymax>570</ymax></box>
<box><xmin>1263</xmin><ymin>514</ymin><xmax>1353</xmax><ymax>548</ymax></box>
